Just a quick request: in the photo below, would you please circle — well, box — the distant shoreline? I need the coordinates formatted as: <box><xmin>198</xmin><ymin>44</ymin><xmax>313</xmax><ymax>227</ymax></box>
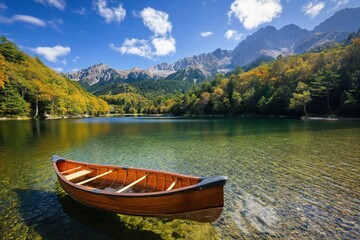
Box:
<box><xmin>301</xmin><ymin>116</ymin><xmax>360</xmax><ymax>121</ymax></box>
<box><xmin>0</xmin><ymin>113</ymin><xmax>165</xmax><ymax>121</ymax></box>
<box><xmin>1</xmin><ymin>114</ymin><xmax>360</xmax><ymax>121</ymax></box>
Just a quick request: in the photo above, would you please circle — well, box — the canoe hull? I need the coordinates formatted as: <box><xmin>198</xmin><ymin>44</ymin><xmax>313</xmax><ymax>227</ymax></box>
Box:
<box><xmin>52</xmin><ymin>156</ymin><xmax>227</xmax><ymax>222</ymax></box>
<box><xmin>57</xmin><ymin>175</ymin><xmax>225</xmax><ymax>222</ymax></box>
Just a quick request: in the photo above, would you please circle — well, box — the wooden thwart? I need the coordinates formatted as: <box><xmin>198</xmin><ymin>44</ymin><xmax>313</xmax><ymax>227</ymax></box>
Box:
<box><xmin>65</xmin><ymin>170</ymin><xmax>92</xmax><ymax>181</ymax></box>
<box><xmin>166</xmin><ymin>180</ymin><xmax>178</xmax><ymax>191</ymax></box>
<box><xmin>116</xmin><ymin>173</ymin><xmax>150</xmax><ymax>193</ymax></box>
<box><xmin>61</xmin><ymin>166</ymin><xmax>82</xmax><ymax>174</ymax></box>
<box><xmin>76</xmin><ymin>170</ymin><xmax>113</xmax><ymax>186</ymax></box>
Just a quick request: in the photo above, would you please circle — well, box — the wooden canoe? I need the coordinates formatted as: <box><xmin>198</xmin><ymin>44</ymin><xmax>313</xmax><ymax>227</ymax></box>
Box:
<box><xmin>52</xmin><ymin>155</ymin><xmax>227</xmax><ymax>222</ymax></box>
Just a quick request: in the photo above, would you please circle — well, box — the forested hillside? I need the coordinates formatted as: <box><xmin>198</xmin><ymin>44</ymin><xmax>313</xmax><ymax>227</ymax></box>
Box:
<box><xmin>102</xmin><ymin>33</ymin><xmax>360</xmax><ymax>117</ymax></box>
<box><xmin>167</xmin><ymin>36</ymin><xmax>360</xmax><ymax>117</ymax></box>
<box><xmin>1</xmin><ymin>34</ymin><xmax>359</xmax><ymax>118</ymax></box>
<box><xmin>0</xmin><ymin>37</ymin><xmax>109</xmax><ymax>119</ymax></box>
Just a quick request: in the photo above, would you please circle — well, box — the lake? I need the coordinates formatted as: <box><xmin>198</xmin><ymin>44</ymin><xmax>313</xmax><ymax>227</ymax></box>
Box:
<box><xmin>0</xmin><ymin>117</ymin><xmax>359</xmax><ymax>239</ymax></box>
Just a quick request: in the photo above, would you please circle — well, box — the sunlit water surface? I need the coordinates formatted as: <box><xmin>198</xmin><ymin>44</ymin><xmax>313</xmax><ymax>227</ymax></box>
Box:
<box><xmin>0</xmin><ymin>117</ymin><xmax>359</xmax><ymax>239</ymax></box>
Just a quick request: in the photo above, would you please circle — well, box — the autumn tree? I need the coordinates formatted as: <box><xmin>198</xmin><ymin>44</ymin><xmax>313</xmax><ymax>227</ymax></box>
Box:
<box><xmin>290</xmin><ymin>82</ymin><xmax>312</xmax><ymax>117</ymax></box>
<box><xmin>0</xmin><ymin>38</ymin><xmax>109</xmax><ymax>118</ymax></box>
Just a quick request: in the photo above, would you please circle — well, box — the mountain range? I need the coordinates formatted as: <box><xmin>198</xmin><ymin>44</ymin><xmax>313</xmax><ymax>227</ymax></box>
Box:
<box><xmin>66</xmin><ymin>7</ymin><xmax>360</xmax><ymax>92</ymax></box>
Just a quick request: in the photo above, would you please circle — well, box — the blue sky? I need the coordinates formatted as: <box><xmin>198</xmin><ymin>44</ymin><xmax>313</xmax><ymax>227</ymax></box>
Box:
<box><xmin>0</xmin><ymin>0</ymin><xmax>359</xmax><ymax>73</ymax></box>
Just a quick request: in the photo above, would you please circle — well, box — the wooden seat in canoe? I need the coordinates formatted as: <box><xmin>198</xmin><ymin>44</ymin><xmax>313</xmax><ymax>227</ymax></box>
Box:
<box><xmin>166</xmin><ymin>180</ymin><xmax>178</xmax><ymax>191</ymax></box>
<box><xmin>116</xmin><ymin>173</ymin><xmax>150</xmax><ymax>193</ymax></box>
<box><xmin>65</xmin><ymin>170</ymin><xmax>92</xmax><ymax>181</ymax></box>
<box><xmin>76</xmin><ymin>170</ymin><xmax>113</xmax><ymax>185</ymax></box>
<box><xmin>61</xmin><ymin>166</ymin><xmax>82</xmax><ymax>174</ymax></box>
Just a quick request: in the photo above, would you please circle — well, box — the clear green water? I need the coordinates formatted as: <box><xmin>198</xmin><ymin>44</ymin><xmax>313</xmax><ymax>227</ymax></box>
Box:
<box><xmin>0</xmin><ymin>117</ymin><xmax>359</xmax><ymax>239</ymax></box>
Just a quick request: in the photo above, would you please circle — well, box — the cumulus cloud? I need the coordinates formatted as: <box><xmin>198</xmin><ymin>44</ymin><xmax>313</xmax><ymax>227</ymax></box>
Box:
<box><xmin>228</xmin><ymin>0</ymin><xmax>282</xmax><ymax>30</ymax></box>
<box><xmin>302</xmin><ymin>1</ymin><xmax>325</xmax><ymax>18</ymax></box>
<box><xmin>111</xmin><ymin>7</ymin><xmax>175</xmax><ymax>59</ymax></box>
<box><xmin>200</xmin><ymin>31</ymin><xmax>213</xmax><ymax>37</ymax></box>
<box><xmin>224</xmin><ymin>29</ymin><xmax>243</xmax><ymax>41</ymax></box>
<box><xmin>95</xmin><ymin>0</ymin><xmax>126</xmax><ymax>23</ymax></box>
<box><xmin>32</xmin><ymin>45</ymin><xmax>71</xmax><ymax>62</ymax></box>
<box><xmin>139</xmin><ymin>7</ymin><xmax>172</xmax><ymax>36</ymax></box>
<box><xmin>110</xmin><ymin>39</ymin><xmax>152</xmax><ymax>58</ymax></box>
<box><xmin>151</xmin><ymin>37</ymin><xmax>176</xmax><ymax>56</ymax></box>
<box><xmin>34</xmin><ymin>0</ymin><xmax>66</xmax><ymax>10</ymax></box>
<box><xmin>0</xmin><ymin>14</ymin><xmax>46</xmax><ymax>27</ymax></box>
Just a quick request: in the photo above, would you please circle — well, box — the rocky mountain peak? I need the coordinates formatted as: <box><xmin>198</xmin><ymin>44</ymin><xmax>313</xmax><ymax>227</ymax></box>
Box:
<box><xmin>130</xmin><ymin>67</ymin><xmax>143</xmax><ymax>72</ymax></box>
<box><xmin>67</xmin><ymin>7</ymin><xmax>360</xmax><ymax>91</ymax></box>
<box><xmin>313</xmin><ymin>7</ymin><xmax>360</xmax><ymax>33</ymax></box>
<box><xmin>88</xmin><ymin>63</ymin><xmax>109</xmax><ymax>69</ymax></box>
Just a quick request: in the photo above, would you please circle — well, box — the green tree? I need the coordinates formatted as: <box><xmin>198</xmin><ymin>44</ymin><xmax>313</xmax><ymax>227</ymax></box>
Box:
<box><xmin>259</xmin><ymin>85</ymin><xmax>291</xmax><ymax>115</ymax></box>
<box><xmin>338</xmin><ymin>90</ymin><xmax>359</xmax><ymax>115</ymax></box>
<box><xmin>290</xmin><ymin>82</ymin><xmax>312</xmax><ymax>117</ymax></box>
<box><xmin>311</xmin><ymin>70</ymin><xmax>340</xmax><ymax>113</ymax></box>
<box><xmin>0</xmin><ymin>84</ymin><xmax>30</xmax><ymax>116</ymax></box>
<box><xmin>0</xmin><ymin>36</ymin><xmax>25</xmax><ymax>63</ymax></box>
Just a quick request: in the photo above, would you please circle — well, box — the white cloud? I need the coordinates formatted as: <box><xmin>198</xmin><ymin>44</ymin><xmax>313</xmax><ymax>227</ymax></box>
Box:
<box><xmin>74</xmin><ymin>7</ymin><xmax>86</xmax><ymax>15</ymax></box>
<box><xmin>0</xmin><ymin>14</ymin><xmax>63</xmax><ymax>31</ymax></box>
<box><xmin>112</xmin><ymin>7</ymin><xmax>176</xmax><ymax>59</ymax></box>
<box><xmin>302</xmin><ymin>1</ymin><xmax>325</xmax><ymax>18</ymax></box>
<box><xmin>71</xmin><ymin>56</ymin><xmax>80</xmax><ymax>63</ymax></box>
<box><xmin>330</xmin><ymin>0</ymin><xmax>349</xmax><ymax>10</ymax></box>
<box><xmin>34</xmin><ymin>0</ymin><xmax>66</xmax><ymax>10</ymax></box>
<box><xmin>32</xmin><ymin>45</ymin><xmax>71</xmax><ymax>62</ymax></box>
<box><xmin>151</xmin><ymin>37</ymin><xmax>176</xmax><ymax>56</ymax></box>
<box><xmin>110</xmin><ymin>39</ymin><xmax>152</xmax><ymax>58</ymax></box>
<box><xmin>111</xmin><ymin>37</ymin><xmax>176</xmax><ymax>59</ymax></box>
<box><xmin>95</xmin><ymin>0</ymin><xmax>126</xmax><ymax>23</ymax></box>
<box><xmin>0</xmin><ymin>14</ymin><xmax>46</xmax><ymax>27</ymax></box>
<box><xmin>52</xmin><ymin>67</ymin><xmax>63</xmax><ymax>72</ymax></box>
<box><xmin>228</xmin><ymin>0</ymin><xmax>282</xmax><ymax>30</ymax></box>
<box><xmin>224</xmin><ymin>29</ymin><xmax>243</xmax><ymax>41</ymax></box>
<box><xmin>71</xmin><ymin>68</ymin><xmax>79</xmax><ymax>72</ymax></box>
<box><xmin>200</xmin><ymin>31</ymin><xmax>213</xmax><ymax>37</ymax></box>
<box><xmin>47</xmin><ymin>19</ymin><xmax>63</xmax><ymax>32</ymax></box>
<box><xmin>139</xmin><ymin>7</ymin><xmax>172</xmax><ymax>37</ymax></box>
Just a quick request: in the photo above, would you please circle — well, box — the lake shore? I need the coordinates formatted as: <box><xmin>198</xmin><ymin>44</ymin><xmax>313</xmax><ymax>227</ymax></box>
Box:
<box><xmin>0</xmin><ymin>113</ymin><xmax>167</xmax><ymax>121</ymax></box>
<box><xmin>1</xmin><ymin>114</ymin><xmax>360</xmax><ymax>121</ymax></box>
<box><xmin>301</xmin><ymin>116</ymin><xmax>360</xmax><ymax>121</ymax></box>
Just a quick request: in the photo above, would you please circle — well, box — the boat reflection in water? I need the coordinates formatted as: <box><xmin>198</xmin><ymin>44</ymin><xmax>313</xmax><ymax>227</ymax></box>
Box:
<box><xmin>57</xmin><ymin>190</ymin><xmax>162</xmax><ymax>239</ymax></box>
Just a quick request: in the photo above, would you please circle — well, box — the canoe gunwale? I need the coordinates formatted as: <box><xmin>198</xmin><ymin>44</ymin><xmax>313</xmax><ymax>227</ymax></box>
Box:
<box><xmin>52</xmin><ymin>155</ymin><xmax>227</xmax><ymax>198</ymax></box>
